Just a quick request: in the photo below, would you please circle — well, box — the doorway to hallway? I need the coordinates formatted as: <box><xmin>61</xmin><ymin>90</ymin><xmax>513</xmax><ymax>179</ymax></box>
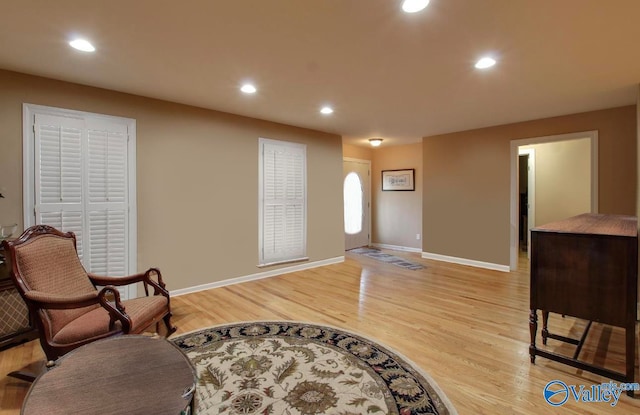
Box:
<box><xmin>509</xmin><ymin>131</ymin><xmax>598</xmax><ymax>270</ymax></box>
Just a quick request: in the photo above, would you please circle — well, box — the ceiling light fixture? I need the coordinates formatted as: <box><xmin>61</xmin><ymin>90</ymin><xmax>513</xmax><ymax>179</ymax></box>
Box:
<box><xmin>475</xmin><ymin>57</ymin><xmax>496</xmax><ymax>69</ymax></box>
<box><xmin>240</xmin><ymin>84</ymin><xmax>257</xmax><ymax>94</ymax></box>
<box><xmin>69</xmin><ymin>38</ymin><xmax>95</xmax><ymax>52</ymax></box>
<box><xmin>320</xmin><ymin>106</ymin><xmax>334</xmax><ymax>115</ymax></box>
<box><xmin>369</xmin><ymin>138</ymin><xmax>383</xmax><ymax>147</ymax></box>
<box><xmin>402</xmin><ymin>0</ymin><xmax>430</xmax><ymax>13</ymax></box>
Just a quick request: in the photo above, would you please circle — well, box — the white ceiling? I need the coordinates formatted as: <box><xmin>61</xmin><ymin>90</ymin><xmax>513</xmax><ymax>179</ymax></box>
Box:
<box><xmin>1</xmin><ymin>0</ymin><xmax>639</xmax><ymax>147</ymax></box>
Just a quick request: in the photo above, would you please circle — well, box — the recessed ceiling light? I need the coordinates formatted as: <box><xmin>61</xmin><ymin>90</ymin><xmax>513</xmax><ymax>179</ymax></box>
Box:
<box><xmin>320</xmin><ymin>106</ymin><xmax>334</xmax><ymax>115</ymax></box>
<box><xmin>69</xmin><ymin>39</ymin><xmax>95</xmax><ymax>52</ymax></box>
<box><xmin>475</xmin><ymin>57</ymin><xmax>496</xmax><ymax>69</ymax></box>
<box><xmin>240</xmin><ymin>84</ymin><xmax>257</xmax><ymax>94</ymax></box>
<box><xmin>402</xmin><ymin>0</ymin><xmax>430</xmax><ymax>13</ymax></box>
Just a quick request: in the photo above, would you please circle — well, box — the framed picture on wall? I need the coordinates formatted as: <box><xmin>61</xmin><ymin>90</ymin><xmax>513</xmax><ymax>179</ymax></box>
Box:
<box><xmin>382</xmin><ymin>169</ymin><xmax>415</xmax><ymax>191</ymax></box>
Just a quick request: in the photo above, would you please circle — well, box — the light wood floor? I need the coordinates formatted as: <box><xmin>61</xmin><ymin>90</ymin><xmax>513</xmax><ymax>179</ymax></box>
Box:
<box><xmin>1</xmin><ymin>250</ymin><xmax>638</xmax><ymax>414</ymax></box>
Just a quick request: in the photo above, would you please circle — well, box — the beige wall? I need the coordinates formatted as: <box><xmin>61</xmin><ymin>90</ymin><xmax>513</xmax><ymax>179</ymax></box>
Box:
<box><xmin>372</xmin><ymin>143</ymin><xmax>422</xmax><ymax>250</ymax></box>
<box><xmin>343</xmin><ymin>143</ymin><xmax>373</xmax><ymax>161</ymax></box>
<box><xmin>423</xmin><ymin>106</ymin><xmax>636</xmax><ymax>266</ymax></box>
<box><xmin>342</xmin><ymin>142</ymin><xmax>423</xmax><ymax>250</ymax></box>
<box><xmin>522</xmin><ymin>138</ymin><xmax>591</xmax><ymax>226</ymax></box>
<box><xmin>0</xmin><ymin>70</ymin><xmax>344</xmax><ymax>291</ymax></box>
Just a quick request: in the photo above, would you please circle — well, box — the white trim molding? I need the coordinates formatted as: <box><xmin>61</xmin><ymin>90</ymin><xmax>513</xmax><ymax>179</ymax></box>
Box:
<box><xmin>372</xmin><ymin>243</ymin><xmax>422</xmax><ymax>253</ymax></box>
<box><xmin>421</xmin><ymin>251</ymin><xmax>510</xmax><ymax>272</ymax></box>
<box><xmin>171</xmin><ymin>256</ymin><xmax>345</xmax><ymax>297</ymax></box>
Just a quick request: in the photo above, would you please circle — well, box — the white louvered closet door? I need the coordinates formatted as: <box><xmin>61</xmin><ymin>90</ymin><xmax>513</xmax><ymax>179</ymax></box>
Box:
<box><xmin>33</xmin><ymin>112</ymin><xmax>133</xmax><ymax>299</ymax></box>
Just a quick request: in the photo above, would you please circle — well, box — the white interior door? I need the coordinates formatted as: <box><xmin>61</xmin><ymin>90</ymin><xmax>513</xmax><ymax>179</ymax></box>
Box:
<box><xmin>343</xmin><ymin>159</ymin><xmax>370</xmax><ymax>250</ymax></box>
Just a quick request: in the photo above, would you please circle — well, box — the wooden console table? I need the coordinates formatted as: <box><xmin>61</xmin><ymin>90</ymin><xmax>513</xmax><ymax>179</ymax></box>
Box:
<box><xmin>529</xmin><ymin>213</ymin><xmax>637</xmax><ymax>394</ymax></box>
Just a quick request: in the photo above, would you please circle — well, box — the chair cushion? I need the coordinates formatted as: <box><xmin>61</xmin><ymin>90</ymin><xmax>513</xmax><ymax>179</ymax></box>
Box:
<box><xmin>123</xmin><ymin>295</ymin><xmax>171</xmax><ymax>333</ymax></box>
<box><xmin>52</xmin><ymin>305</ymin><xmax>116</xmax><ymax>344</ymax></box>
<box><xmin>15</xmin><ymin>234</ymin><xmax>99</xmax><ymax>335</ymax></box>
<box><xmin>53</xmin><ymin>296</ymin><xmax>169</xmax><ymax>345</ymax></box>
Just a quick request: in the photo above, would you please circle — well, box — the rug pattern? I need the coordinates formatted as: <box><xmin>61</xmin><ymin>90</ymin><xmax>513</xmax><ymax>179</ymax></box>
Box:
<box><xmin>349</xmin><ymin>248</ymin><xmax>424</xmax><ymax>270</ymax></box>
<box><xmin>173</xmin><ymin>321</ymin><xmax>455</xmax><ymax>415</ymax></box>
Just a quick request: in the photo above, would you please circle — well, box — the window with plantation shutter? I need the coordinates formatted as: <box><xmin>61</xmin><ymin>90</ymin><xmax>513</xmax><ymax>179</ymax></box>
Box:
<box><xmin>86</xmin><ymin>121</ymin><xmax>129</xmax><ymax>277</ymax></box>
<box><xmin>25</xmin><ymin>105</ymin><xmax>137</xmax><ymax>299</ymax></box>
<box><xmin>258</xmin><ymin>138</ymin><xmax>307</xmax><ymax>266</ymax></box>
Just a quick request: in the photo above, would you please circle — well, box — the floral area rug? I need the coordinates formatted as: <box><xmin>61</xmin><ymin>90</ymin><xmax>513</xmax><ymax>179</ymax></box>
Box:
<box><xmin>173</xmin><ymin>321</ymin><xmax>457</xmax><ymax>415</ymax></box>
<box><xmin>349</xmin><ymin>247</ymin><xmax>425</xmax><ymax>270</ymax></box>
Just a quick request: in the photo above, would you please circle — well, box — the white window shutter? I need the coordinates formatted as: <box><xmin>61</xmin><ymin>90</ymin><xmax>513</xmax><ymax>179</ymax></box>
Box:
<box><xmin>87</xmin><ymin>128</ymin><xmax>127</xmax><ymax>204</ymax></box>
<box><xmin>32</xmin><ymin>111</ymin><xmax>132</xmax><ymax>298</ymax></box>
<box><xmin>87</xmin><ymin>120</ymin><xmax>129</xmax><ymax>285</ymax></box>
<box><xmin>34</xmin><ymin>114</ymin><xmax>86</xmax><ymax>260</ymax></box>
<box><xmin>89</xmin><ymin>210</ymin><xmax>127</xmax><ymax>276</ymax></box>
<box><xmin>39</xmin><ymin>211</ymin><xmax>85</xmax><ymax>260</ymax></box>
<box><xmin>259</xmin><ymin>138</ymin><xmax>307</xmax><ymax>265</ymax></box>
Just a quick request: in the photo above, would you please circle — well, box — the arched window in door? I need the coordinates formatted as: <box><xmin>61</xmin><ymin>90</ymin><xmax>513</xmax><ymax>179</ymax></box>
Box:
<box><xmin>344</xmin><ymin>172</ymin><xmax>363</xmax><ymax>234</ymax></box>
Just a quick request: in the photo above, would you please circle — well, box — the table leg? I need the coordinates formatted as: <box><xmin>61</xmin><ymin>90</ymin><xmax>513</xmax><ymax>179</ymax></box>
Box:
<box><xmin>541</xmin><ymin>311</ymin><xmax>549</xmax><ymax>345</ymax></box>
<box><xmin>625</xmin><ymin>322</ymin><xmax>635</xmax><ymax>397</ymax></box>
<box><xmin>529</xmin><ymin>309</ymin><xmax>538</xmax><ymax>364</ymax></box>
<box><xmin>7</xmin><ymin>360</ymin><xmax>48</xmax><ymax>382</ymax></box>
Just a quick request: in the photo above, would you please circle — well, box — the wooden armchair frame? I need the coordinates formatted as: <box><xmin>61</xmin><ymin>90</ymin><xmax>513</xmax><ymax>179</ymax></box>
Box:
<box><xmin>2</xmin><ymin>225</ymin><xmax>177</xmax><ymax>367</ymax></box>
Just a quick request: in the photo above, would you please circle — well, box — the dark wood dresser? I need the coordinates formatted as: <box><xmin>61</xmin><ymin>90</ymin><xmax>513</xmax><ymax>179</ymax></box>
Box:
<box><xmin>0</xmin><ymin>243</ymin><xmax>38</xmax><ymax>349</ymax></box>
<box><xmin>529</xmin><ymin>213</ymin><xmax>637</xmax><ymax>391</ymax></box>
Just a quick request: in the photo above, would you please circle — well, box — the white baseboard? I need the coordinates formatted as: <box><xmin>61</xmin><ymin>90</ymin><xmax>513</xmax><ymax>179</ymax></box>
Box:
<box><xmin>421</xmin><ymin>251</ymin><xmax>510</xmax><ymax>272</ymax></box>
<box><xmin>170</xmin><ymin>256</ymin><xmax>345</xmax><ymax>297</ymax></box>
<box><xmin>372</xmin><ymin>243</ymin><xmax>422</xmax><ymax>253</ymax></box>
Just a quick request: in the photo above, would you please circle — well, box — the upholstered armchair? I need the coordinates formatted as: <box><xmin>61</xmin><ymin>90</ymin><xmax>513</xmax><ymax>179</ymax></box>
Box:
<box><xmin>1</xmin><ymin>225</ymin><xmax>177</xmax><ymax>365</ymax></box>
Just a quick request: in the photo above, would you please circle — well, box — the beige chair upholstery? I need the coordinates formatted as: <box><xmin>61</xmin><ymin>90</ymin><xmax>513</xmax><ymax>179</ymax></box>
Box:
<box><xmin>2</xmin><ymin>225</ymin><xmax>176</xmax><ymax>362</ymax></box>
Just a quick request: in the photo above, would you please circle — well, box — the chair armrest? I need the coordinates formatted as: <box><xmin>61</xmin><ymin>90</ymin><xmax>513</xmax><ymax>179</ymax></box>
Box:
<box><xmin>142</xmin><ymin>268</ymin><xmax>170</xmax><ymax>298</ymax></box>
<box><xmin>23</xmin><ymin>291</ymin><xmax>99</xmax><ymax>309</ymax></box>
<box><xmin>97</xmin><ymin>286</ymin><xmax>132</xmax><ymax>333</ymax></box>
<box><xmin>89</xmin><ymin>268</ymin><xmax>169</xmax><ymax>298</ymax></box>
<box><xmin>88</xmin><ymin>273</ymin><xmax>146</xmax><ymax>286</ymax></box>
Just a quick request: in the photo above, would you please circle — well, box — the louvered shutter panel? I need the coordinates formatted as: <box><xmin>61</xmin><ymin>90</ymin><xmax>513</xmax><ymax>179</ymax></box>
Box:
<box><xmin>32</xmin><ymin>111</ymin><xmax>133</xmax><ymax>299</ymax></box>
<box><xmin>34</xmin><ymin>114</ymin><xmax>86</xmax><ymax>260</ymax></box>
<box><xmin>86</xmin><ymin>120</ymin><xmax>129</xmax><ymax>297</ymax></box>
<box><xmin>39</xmin><ymin>212</ymin><xmax>85</xmax><ymax>260</ymax></box>
<box><xmin>260</xmin><ymin>139</ymin><xmax>306</xmax><ymax>264</ymax></box>
<box><xmin>88</xmin><ymin>210</ymin><xmax>126</xmax><ymax>276</ymax></box>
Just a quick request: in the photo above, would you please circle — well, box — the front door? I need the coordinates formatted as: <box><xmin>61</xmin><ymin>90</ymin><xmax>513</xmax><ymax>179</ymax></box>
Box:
<box><xmin>343</xmin><ymin>159</ymin><xmax>370</xmax><ymax>250</ymax></box>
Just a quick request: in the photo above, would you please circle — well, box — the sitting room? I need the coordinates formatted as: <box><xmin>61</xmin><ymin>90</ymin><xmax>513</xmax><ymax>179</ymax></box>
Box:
<box><xmin>1</xmin><ymin>1</ymin><xmax>640</xmax><ymax>414</ymax></box>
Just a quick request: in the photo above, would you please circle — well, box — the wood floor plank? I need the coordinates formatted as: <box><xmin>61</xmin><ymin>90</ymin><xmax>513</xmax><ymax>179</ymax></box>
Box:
<box><xmin>0</xmin><ymin>250</ymin><xmax>638</xmax><ymax>414</ymax></box>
